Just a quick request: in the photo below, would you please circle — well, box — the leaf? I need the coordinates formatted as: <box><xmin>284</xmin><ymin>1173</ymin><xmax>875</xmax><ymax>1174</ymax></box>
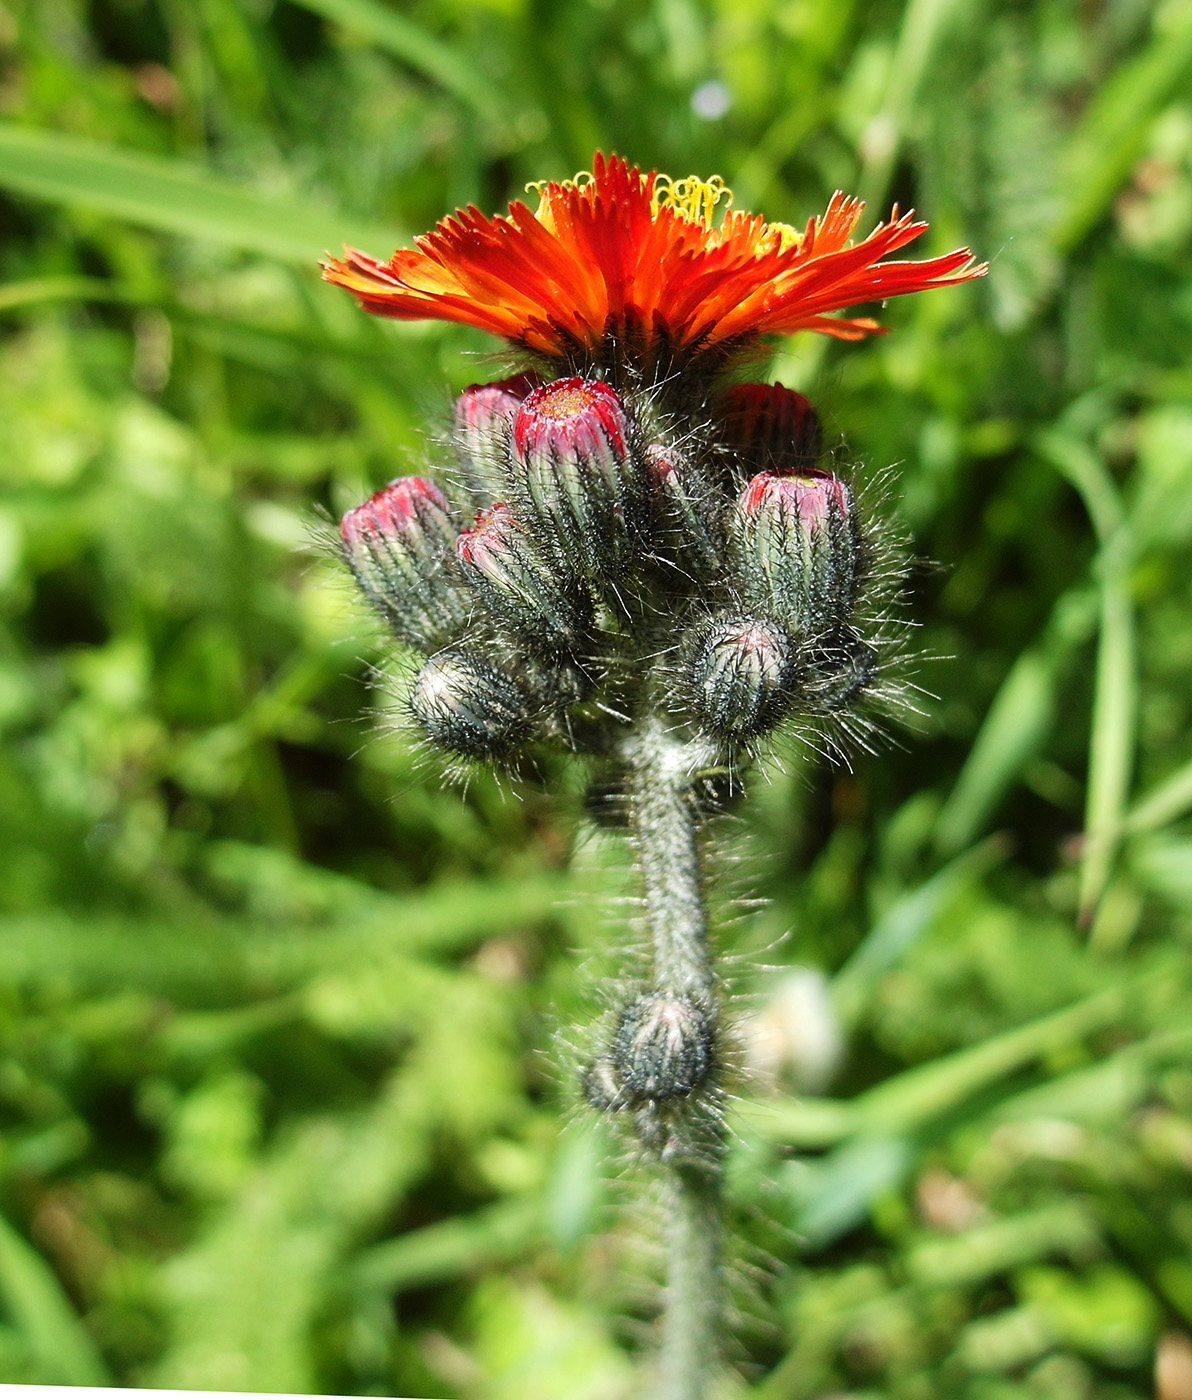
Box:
<box><xmin>348</xmin><ymin>1196</ymin><xmax>539</xmax><ymax>1295</ymax></box>
<box><xmin>0</xmin><ymin>1211</ymin><xmax>111</xmax><ymax>1387</ymax></box>
<box><xmin>151</xmin><ymin>1068</ymin><xmax>437</xmax><ymax>1392</ymax></box>
<box><xmin>0</xmin><ymin>871</ymin><xmax>573</xmax><ymax>1000</ymax></box>
<box><xmin>0</xmin><ymin>125</ymin><xmax>402</xmax><ymax>262</ymax></box>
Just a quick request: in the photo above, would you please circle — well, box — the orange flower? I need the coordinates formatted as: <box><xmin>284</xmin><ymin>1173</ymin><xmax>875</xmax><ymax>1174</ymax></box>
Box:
<box><xmin>322</xmin><ymin>152</ymin><xmax>983</xmax><ymax>364</ymax></box>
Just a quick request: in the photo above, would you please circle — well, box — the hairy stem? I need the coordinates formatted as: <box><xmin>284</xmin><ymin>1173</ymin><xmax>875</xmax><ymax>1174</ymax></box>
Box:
<box><xmin>623</xmin><ymin>715</ymin><xmax>725</xmax><ymax>1400</ymax></box>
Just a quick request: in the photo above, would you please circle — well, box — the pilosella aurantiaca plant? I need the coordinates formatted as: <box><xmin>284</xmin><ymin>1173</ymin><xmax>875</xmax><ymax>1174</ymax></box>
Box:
<box><xmin>325</xmin><ymin>153</ymin><xmax>984</xmax><ymax>1400</ymax></box>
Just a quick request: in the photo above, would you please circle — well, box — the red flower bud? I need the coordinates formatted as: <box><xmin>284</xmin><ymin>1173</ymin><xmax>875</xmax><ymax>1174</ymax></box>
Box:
<box><xmin>455</xmin><ymin>502</ymin><xmax>592</xmax><ymax>651</ymax></box>
<box><xmin>454</xmin><ymin>372</ymin><xmax>544</xmax><ymax>504</ymax></box>
<box><xmin>722</xmin><ymin>382</ymin><xmax>823</xmax><ymax>472</ymax></box>
<box><xmin>340</xmin><ymin>477</ymin><xmax>470</xmax><ymax>650</ymax></box>
<box><xmin>734</xmin><ymin>468</ymin><xmax>859</xmax><ymax>633</ymax></box>
<box><xmin>686</xmin><ymin>614</ymin><xmax>795</xmax><ymax>739</ymax></box>
<box><xmin>511</xmin><ymin>377</ymin><xmax>641</xmax><ymax>575</ymax></box>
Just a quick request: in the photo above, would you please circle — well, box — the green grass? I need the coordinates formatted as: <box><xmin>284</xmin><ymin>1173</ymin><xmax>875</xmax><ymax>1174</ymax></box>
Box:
<box><xmin>1</xmin><ymin>0</ymin><xmax>1191</xmax><ymax>1395</ymax></box>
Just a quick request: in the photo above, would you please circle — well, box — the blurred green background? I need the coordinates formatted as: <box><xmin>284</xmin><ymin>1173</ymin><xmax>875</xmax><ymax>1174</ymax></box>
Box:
<box><xmin>1</xmin><ymin>0</ymin><xmax>1192</xmax><ymax>1396</ymax></box>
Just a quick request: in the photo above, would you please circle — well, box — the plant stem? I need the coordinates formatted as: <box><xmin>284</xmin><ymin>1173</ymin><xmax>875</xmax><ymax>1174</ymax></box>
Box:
<box><xmin>622</xmin><ymin>715</ymin><xmax>725</xmax><ymax>1400</ymax></box>
<box><xmin>660</xmin><ymin>1161</ymin><xmax>723</xmax><ymax>1400</ymax></box>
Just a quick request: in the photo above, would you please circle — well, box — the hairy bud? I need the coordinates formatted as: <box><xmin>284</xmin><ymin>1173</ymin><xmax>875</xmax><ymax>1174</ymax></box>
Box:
<box><xmin>803</xmin><ymin>633</ymin><xmax>879</xmax><ymax>713</ymax></box>
<box><xmin>647</xmin><ymin>442</ymin><xmax>723</xmax><ymax>573</ymax></box>
<box><xmin>686</xmin><ymin>614</ymin><xmax>795</xmax><ymax>739</ymax></box>
<box><xmin>610</xmin><ymin>994</ymin><xmax>715</xmax><ymax>1105</ymax></box>
<box><xmin>408</xmin><ymin>649</ymin><xmax>533</xmax><ymax>758</ymax></box>
<box><xmin>455</xmin><ymin>502</ymin><xmax>592</xmax><ymax>653</ymax></box>
<box><xmin>511</xmin><ymin>377</ymin><xmax>642</xmax><ymax>576</ymax></box>
<box><xmin>454</xmin><ymin>372</ymin><xmax>543</xmax><ymax>504</ymax></box>
<box><xmin>733</xmin><ymin>468</ymin><xmax>859</xmax><ymax>634</ymax></box>
<box><xmin>340</xmin><ymin>477</ymin><xmax>471</xmax><ymax>650</ymax></box>
<box><xmin>722</xmin><ymin>382</ymin><xmax>822</xmax><ymax>472</ymax></box>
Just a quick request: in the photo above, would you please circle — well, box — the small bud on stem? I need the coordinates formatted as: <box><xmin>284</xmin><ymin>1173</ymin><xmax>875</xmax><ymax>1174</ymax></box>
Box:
<box><xmin>409</xmin><ymin>649</ymin><xmax>533</xmax><ymax>758</ymax></box>
<box><xmin>685</xmin><ymin>614</ymin><xmax>795</xmax><ymax>740</ymax></box>
<box><xmin>734</xmin><ymin>468</ymin><xmax>859</xmax><ymax>635</ymax></box>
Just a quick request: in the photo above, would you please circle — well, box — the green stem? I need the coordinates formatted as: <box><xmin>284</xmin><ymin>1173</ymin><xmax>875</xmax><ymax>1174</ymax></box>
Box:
<box><xmin>622</xmin><ymin>715</ymin><xmax>725</xmax><ymax>1400</ymax></box>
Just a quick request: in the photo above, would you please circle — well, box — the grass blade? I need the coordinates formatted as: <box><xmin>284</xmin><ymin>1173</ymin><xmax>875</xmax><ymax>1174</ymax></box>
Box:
<box><xmin>1052</xmin><ymin>4</ymin><xmax>1192</xmax><ymax>252</ymax></box>
<box><xmin>0</xmin><ymin>1211</ymin><xmax>111</xmax><ymax>1386</ymax></box>
<box><xmin>831</xmin><ymin>838</ymin><xmax>1005</xmax><ymax>1028</ymax></box>
<box><xmin>1035</xmin><ymin>430</ymin><xmax>1136</xmax><ymax>923</ymax></box>
<box><xmin>934</xmin><ymin>589</ymin><xmax>1096</xmax><ymax>857</ymax></box>
<box><xmin>0</xmin><ymin>126</ymin><xmax>401</xmax><ymax>261</ymax></box>
<box><xmin>291</xmin><ymin>0</ymin><xmax>508</xmax><ymax>124</ymax></box>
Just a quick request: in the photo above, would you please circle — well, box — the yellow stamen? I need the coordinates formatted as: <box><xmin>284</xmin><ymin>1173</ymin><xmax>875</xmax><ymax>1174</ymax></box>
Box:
<box><xmin>526</xmin><ymin>167</ymin><xmax>736</xmax><ymax>230</ymax></box>
<box><xmin>525</xmin><ymin>171</ymin><xmax>595</xmax><ymax>203</ymax></box>
<box><xmin>651</xmin><ymin>173</ymin><xmax>732</xmax><ymax>226</ymax></box>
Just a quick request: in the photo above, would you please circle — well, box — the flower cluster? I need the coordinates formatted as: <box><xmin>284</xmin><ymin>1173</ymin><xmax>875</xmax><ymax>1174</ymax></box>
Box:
<box><xmin>340</xmin><ymin>372</ymin><xmax>881</xmax><ymax>771</ymax></box>
<box><xmin>330</xmin><ymin>155</ymin><xmax>983</xmax><ymax>1134</ymax></box>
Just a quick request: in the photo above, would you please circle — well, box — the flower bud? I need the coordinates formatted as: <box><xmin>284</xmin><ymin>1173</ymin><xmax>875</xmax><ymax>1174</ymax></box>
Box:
<box><xmin>408</xmin><ymin>649</ymin><xmax>533</xmax><ymax>758</ymax></box>
<box><xmin>722</xmin><ymin>382</ymin><xmax>822</xmax><ymax>472</ymax></box>
<box><xmin>804</xmin><ymin>633</ymin><xmax>878</xmax><ymax>713</ymax></box>
<box><xmin>511</xmin><ymin>377</ymin><xmax>642</xmax><ymax>576</ymax></box>
<box><xmin>685</xmin><ymin>614</ymin><xmax>795</xmax><ymax>739</ymax></box>
<box><xmin>646</xmin><ymin>442</ymin><xmax>723</xmax><ymax>573</ymax></box>
<box><xmin>454</xmin><ymin>372</ymin><xmax>544</xmax><ymax>504</ymax></box>
<box><xmin>733</xmin><ymin>468</ymin><xmax>859</xmax><ymax>634</ymax></box>
<box><xmin>610</xmin><ymin>994</ymin><xmax>715</xmax><ymax>1105</ymax></box>
<box><xmin>455</xmin><ymin>502</ymin><xmax>592</xmax><ymax>653</ymax></box>
<box><xmin>340</xmin><ymin>477</ymin><xmax>471</xmax><ymax>650</ymax></box>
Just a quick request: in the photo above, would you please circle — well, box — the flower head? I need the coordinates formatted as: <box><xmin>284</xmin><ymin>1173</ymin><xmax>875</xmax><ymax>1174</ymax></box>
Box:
<box><xmin>323</xmin><ymin>152</ymin><xmax>984</xmax><ymax>367</ymax></box>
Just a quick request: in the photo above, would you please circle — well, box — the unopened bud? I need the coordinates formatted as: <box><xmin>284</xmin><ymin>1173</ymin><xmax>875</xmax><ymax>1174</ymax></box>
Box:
<box><xmin>734</xmin><ymin>468</ymin><xmax>859</xmax><ymax>633</ymax></box>
<box><xmin>512</xmin><ymin>377</ymin><xmax>641</xmax><ymax>576</ymax></box>
<box><xmin>686</xmin><ymin>614</ymin><xmax>795</xmax><ymax>739</ymax></box>
<box><xmin>454</xmin><ymin>372</ymin><xmax>543</xmax><ymax>503</ymax></box>
<box><xmin>722</xmin><ymin>382</ymin><xmax>822</xmax><ymax>472</ymax></box>
<box><xmin>803</xmin><ymin>633</ymin><xmax>878</xmax><ymax>712</ymax></box>
<box><xmin>340</xmin><ymin>477</ymin><xmax>471</xmax><ymax>650</ymax></box>
<box><xmin>409</xmin><ymin>649</ymin><xmax>533</xmax><ymax>758</ymax></box>
<box><xmin>610</xmin><ymin>994</ymin><xmax>715</xmax><ymax>1105</ymax></box>
<box><xmin>455</xmin><ymin>502</ymin><xmax>592</xmax><ymax>652</ymax></box>
<box><xmin>646</xmin><ymin>443</ymin><xmax>722</xmax><ymax>573</ymax></box>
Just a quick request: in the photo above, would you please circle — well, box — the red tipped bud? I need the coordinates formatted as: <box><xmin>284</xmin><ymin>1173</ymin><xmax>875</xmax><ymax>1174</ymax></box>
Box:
<box><xmin>722</xmin><ymin>382</ymin><xmax>823</xmax><ymax>471</ymax></box>
<box><xmin>408</xmin><ymin>649</ymin><xmax>533</xmax><ymax>758</ymax></box>
<box><xmin>454</xmin><ymin>372</ymin><xmax>544</xmax><ymax>503</ymax></box>
<box><xmin>686</xmin><ymin>614</ymin><xmax>795</xmax><ymax>739</ymax></box>
<box><xmin>455</xmin><ymin>502</ymin><xmax>592</xmax><ymax>651</ymax></box>
<box><xmin>733</xmin><ymin>468</ymin><xmax>859</xmax><ymax>633</ymax></box>
<box><xmin>511</xmin><ymin>377</ymin><xmax>642</xmax><ymax>576</ymax></box>
<box><xmin>340</xmin><ymin>477</ymin><xmax>470</xmax><ymax>650</ymax></box>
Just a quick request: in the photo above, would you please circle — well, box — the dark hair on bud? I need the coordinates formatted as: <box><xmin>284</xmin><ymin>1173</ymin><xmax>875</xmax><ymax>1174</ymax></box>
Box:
<box><xmin>408</xmin><ymin>649</ymin><xmax>535</xmax><ymax>759</ymax></box>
